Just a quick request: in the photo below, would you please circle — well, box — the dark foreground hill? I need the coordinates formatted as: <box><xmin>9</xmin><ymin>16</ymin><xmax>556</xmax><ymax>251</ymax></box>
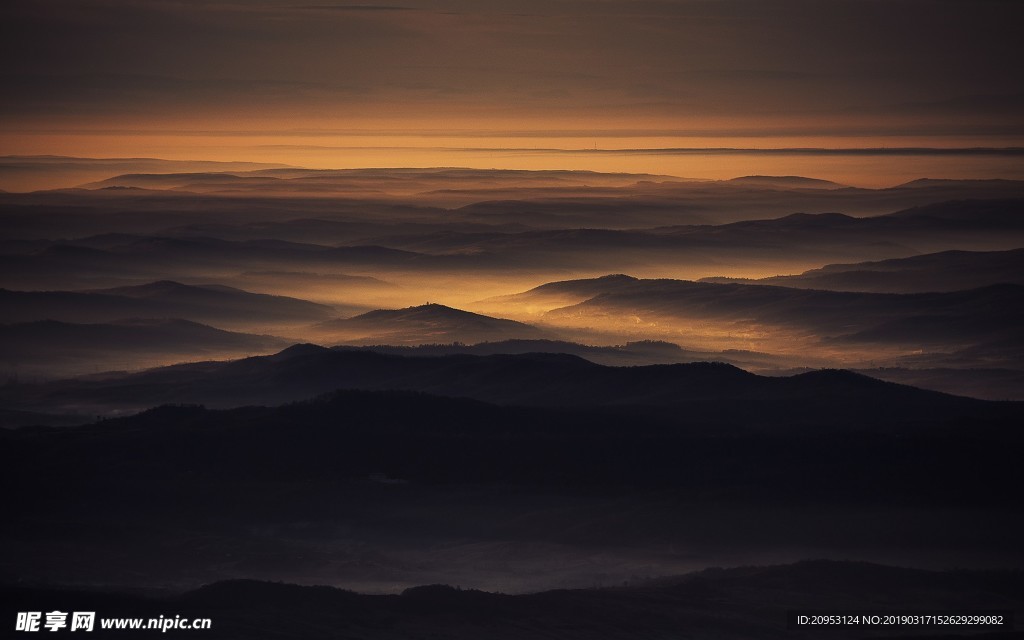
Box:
<box><xmin>3</xmin><ymin>346</ymin><xmax>1018</xmax><ymax>428</ymax></box>
<box><xmin>334</xmin><ymin>338</ymin><xmax>706</xmax><ymax>366</ymax></box>
<box><xmin>3</xmin><ymin>387</ymin><xmax>1022</xmax><ymax>596</ymax></box>
<box><xmin>2</xmin><ymin>561</ymin><xmax>1022</xmax><ymax>639</ymax></box>
<box><xmin>5</xmin><ymin>388</ymin><xmax>1020</xmax><ymax>502</ymax></box>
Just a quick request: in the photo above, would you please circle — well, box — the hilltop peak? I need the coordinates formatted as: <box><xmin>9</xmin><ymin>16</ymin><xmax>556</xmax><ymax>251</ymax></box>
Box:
<box><xmin>266</xmin><ymin>343</ymin><xmax>331</xmax><ymax>361</ymax></box>
<box><xmin>350</xmin><ymin>303</ymin><xmax>483</xmax><ymax>321</ymax></box>
<box><xmin>316</xmin><ymin>304</ymin><xmax>549</xmax><ymax>346</ymax></box>
<box><xmin>727</xmin><ymin>175</ymin><xmax>845</xmax><ymax>189</ymax></box>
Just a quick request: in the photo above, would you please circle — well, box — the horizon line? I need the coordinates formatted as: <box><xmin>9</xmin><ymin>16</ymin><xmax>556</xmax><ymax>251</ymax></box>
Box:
<box><xmin>5</xmin><ymin>147</ymin><xmax>1024</xmax><ymax>163</ymax></box>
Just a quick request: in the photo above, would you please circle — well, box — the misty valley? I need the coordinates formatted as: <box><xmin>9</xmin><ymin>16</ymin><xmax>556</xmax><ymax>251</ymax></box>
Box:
<box><xmin>2</xmin><ymin>162</ymin><xmax>1023</xmax><ymax>638</ymax></box>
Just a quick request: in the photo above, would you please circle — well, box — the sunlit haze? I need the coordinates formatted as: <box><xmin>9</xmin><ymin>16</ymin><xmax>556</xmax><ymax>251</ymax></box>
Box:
<box><xmin>3</xmin><ymin>0</ymin><xmax>1023</xmax><ymax>187</ymax></box>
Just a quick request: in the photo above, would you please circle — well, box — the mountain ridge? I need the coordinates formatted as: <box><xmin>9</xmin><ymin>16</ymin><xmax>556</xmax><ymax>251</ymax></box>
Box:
<box><xmin>3</xmin><ymin>346</ymin><xmax>1015</xmax><ymax>429</ymax></box>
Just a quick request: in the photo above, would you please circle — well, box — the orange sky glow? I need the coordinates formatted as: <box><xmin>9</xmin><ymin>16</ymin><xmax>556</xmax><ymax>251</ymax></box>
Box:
<box><xmin>2</xmin><ymin>0</ymin><xmax>1022</xmax><ymax>187</ymax></box>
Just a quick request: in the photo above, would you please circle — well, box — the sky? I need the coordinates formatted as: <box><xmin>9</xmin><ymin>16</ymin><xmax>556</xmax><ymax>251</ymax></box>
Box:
<box><xmin>1</xmin><ymin>0</ymin><xmax>1022</xmax><ymax>178</ymax></box>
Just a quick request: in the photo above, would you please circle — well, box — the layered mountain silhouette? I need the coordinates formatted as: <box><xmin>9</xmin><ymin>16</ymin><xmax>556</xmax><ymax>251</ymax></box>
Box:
<box><xmin>0</xmin><ymin>237</ymin><xmax>500</xmax><ymax>291</ymax></box>
<box><xmin>5</xmin><ymin>181</ymin><xmax>1024</xmax><ymax>295</ymax></box>
<box><xmin>3</xmin><ymin>387</ymin><xmax>1022</xmax><ymax>592</ymax></box>
<box><xmin>364</xmin><ymin>199</ymin><xmax>1024</xmax><ymax>267</ymax></box>
<box><xmin>497</xmin><ymin>275</ymin><xmax>1024</xmax><ymax>352</ymax></box>
<box><xmin>4</xmin><ymin>164</ymin><xmax>1024</xmax><ymax>613</ymax></box>
<box><xmin>4</xmin><ymin>346</ymin><xmax>1017</xmax><ymax>429</ymax></box>
<box><xmin>79</xmin><ymin>166</ymin><xmax>664</xmax><ymax>195</ymax></box>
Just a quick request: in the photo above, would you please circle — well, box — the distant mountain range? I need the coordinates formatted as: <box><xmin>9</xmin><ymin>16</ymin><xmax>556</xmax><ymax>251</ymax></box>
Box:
<box><xmin>497</xmin><ymin>274</ymin><xmax>1024</xmax><ymax>353</ymax></box>
<box><xmin>0</xmin><ymin>280</ymin><xmax>335</xmax><ymax>327</ymax></box>
<box><xmin>0</xmin><ymin>236</ymin><xmax>495</xmax><ymax>291</ymax></box>
<box><xmin>78</xmin><ymin>166</ymin><xmax>667</xmax><ymax>195</ymax></box>
<box><xmin>3</xmin><ymin>164</ymin><xmax>1023</xmax><ymax>622</ymax></box>
<box><xmin>336</xmin><ymin>199</ymin><xmax>1024</xmax><ymax>282</ymax></box>
<box><xmin>4</xmin><ymin>183</ymin><xmax>1024</xmax><ymax>301</ymax></box>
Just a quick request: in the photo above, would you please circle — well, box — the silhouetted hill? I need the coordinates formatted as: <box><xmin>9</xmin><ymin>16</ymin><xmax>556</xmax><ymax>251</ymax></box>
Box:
<box><xmin>885</xmin><ymin>198</ymin><xmax>1024</xmax><ymax>224</ymax></box>
<box><xmin>727</xmin><ymin>175</ymin><xmax>846</xmax><ymax>189</ymax></box>
<box><xmin>0</xmin><ymin>155</ymin><xmax>292</xmax><ymax>192</ymax></box>
<box><xmin>702</xmin><ymin>248</ymin><xmax>1024</xmax><ymax>293</ymax></box>
<box><xmin>3</xmin><ymin>384</ymin><xmax>1023</xmax><ymax>596</ymax></box>
<box><xmin>3</xmin><ymin>347</ymin><xmax>1017</xmax><ymax>429</ymax></box>
<box><xmin>527</xmin><ymin>273</ymin><xmax>642</xmax><ymax>297</ymax></box>
<box><xmin>315</xmin><ymin>303</ymin><xmax>551</xmax><ymax>345</ymax></box>
<box><xmin>82</xmin><ymin>172</ymin><xmax>262</xmax><ymax>190</ymax></box>
<box><xmin>483</xmin><ymin>274</ymin><xmax>642</xmax><ymax>308</ymax></box>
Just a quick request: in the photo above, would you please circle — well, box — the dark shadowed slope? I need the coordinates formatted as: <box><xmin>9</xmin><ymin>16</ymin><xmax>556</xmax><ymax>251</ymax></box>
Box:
<box><xmin>854</xmin><ymin>367</ymin><xmax>1024</xmax><ymax>402</ymax></box>
<box><xmin>0</xmin><ymin>319</ymin><xmax>290</xmax><ymax>378</ymax></box>
<box><xmin>333</xmin><ymin>339</ymin><xmax>712</xmax><ymax>367</ymax></box>
<box><xmin>702</xmin><ymin>248</ymin><xmax>1024</xmax><ymax>293</ymax></box>
<box><xmin>2</xmin><ymin>388</ymin><xmax>1022</xmax><ymax>591</ymax></box>
<box><xmin>337</xmin><ymin>341</ymin><xmax>1024</xmax><ymax>402</ymax></box>
<box><xmin>313</xmin><ymin>304</ymin><xmax>552</xmax><ymax>345</ymax></box>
